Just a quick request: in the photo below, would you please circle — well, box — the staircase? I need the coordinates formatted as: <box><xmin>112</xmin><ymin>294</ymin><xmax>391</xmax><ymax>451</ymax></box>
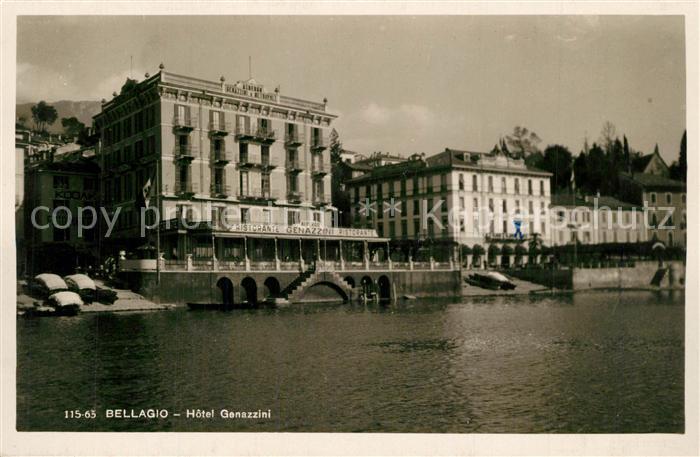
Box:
<box><xmin>279</xmin><ymin>266</ymin><xmax>354</xmax><ymax>304</ymax></box>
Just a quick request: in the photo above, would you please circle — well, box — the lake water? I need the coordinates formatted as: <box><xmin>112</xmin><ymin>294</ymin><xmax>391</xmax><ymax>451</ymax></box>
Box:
<box><xmin>16</xmin><ymin>290</ymin><xmax>684</xmax><ymax>432</ymax></box>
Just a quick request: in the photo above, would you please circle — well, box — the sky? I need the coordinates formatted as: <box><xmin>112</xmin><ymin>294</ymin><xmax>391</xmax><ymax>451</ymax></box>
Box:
<box><xmin>17</xmin><ymin>15</ymin><xmax>686</xmax><ymax>163</ymax></box>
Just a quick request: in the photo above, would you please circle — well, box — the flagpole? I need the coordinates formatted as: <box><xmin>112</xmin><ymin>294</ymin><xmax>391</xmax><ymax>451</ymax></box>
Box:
<box><xmin>156</xmin><ymin>157</ymin><xmax>161</xmax><ymax>285</ymax></box>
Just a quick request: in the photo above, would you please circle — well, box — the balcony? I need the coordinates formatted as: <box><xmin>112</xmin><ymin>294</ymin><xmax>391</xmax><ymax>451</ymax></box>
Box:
<box><xmin>210</xmin><ymin>183</ymin><xmax>230</xmax><ymax>198</ymax></box>
<box><xmin>313</xmin><ymin>194</ymin><xmax>330</xmax><ymax>206</ymax></box>
<box><xmin>174</xmin><ymin>181</ymin><xmax>197</xmax><ymax>197</ymax></box>
<box><xmin>173</xmin><ymin>144</ymin><xmax>197</xmax><ymax>161</ymax></box>
<box><xmin>285</xmin><ymin>158</ymin><xmax>304</xmax><ymax>173</ymax></box>
<box><xmin>311</xmin><ymin>161</ymin><xmax>331</xmax><ymax>176</ymax></box>
<box><xmin>234</xmin><ymin>125</ymin><xmax>277</xmax><ymax>143</ymax></box>
<box><xmin>211</xmin><ymin>149</ymin><xmax>231</xmax><ymax>163</ymax></box>
<box><xmin>173</xmin><ymin>115</ymin><xmax>197</xmax><ymax>131</ymax></box>
<box><xmin>310</xmin><ymin>136</ymin><xmax>327</xmax><ymax>151</ymax></box>
<box><xmin>208</xmin><ymin>120</ymin><xmax>231</xmax><ymax>136</ymax></box>
<box><xmin>238</xmin><ymin>188</ymin><xmax>280</xmax><ymax>201</ymax></box>
<box><xmin>285</xmin><ymin>131</ymin><xmax>305</xmax><ymax>147</ymax></box>
<box><xmin>287</xmin><ymin>190</ymin><xmax>303</xmax><ymax>203</ymax></box>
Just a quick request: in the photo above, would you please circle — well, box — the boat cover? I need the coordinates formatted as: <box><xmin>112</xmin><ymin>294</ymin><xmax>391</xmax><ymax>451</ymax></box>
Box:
<box><xmin>65</xmin><ymin>274</ymin><xmax>97</xmax><ymax>290</ymax></box>
<box><xmin>49</xmin><ymin>291</ymin><xmax>84</xmax><ymax>307</ymax></box>
<box><xmin>35</xmin><ymin>273</ymin><xmax>68</xmax><ymax>291</ymax></box>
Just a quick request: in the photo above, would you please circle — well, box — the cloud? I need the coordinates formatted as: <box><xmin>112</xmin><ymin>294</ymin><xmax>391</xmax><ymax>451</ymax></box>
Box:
<box><xmin>361</xmin><ymin>103</ymin><xmax>391</xmax><ymax>125</ymax></box>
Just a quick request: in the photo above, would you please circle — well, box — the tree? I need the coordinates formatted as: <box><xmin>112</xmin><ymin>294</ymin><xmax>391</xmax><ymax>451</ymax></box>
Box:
<box><xmin>16</xmin><ymin>115</ymin><xmax>28</xmax><ymax>129</ymax></box>
<box><xmin>31</xmin><ymin>101</ymin><xmax>58</xmax><ymax>132</ymax></box>
<box><xmin>329</xmin><ymin>129</ymin><xmax>351</xmax><ymax>226</ymax></box>
<box><xmin>623</xmin><ymin>135</ymin><xmax>631</xmax><ymax>173</ymax></box>
<box><xmin>599</xmin><ymin>121</ymin><xmax>617</xmax><ymax>153</ymax></box>
<box><xmin>540</xmin><ymin>145</ymin><xmax>573</xmax><ymax>191</ymax></box>
<box><xmin>61</xmin><ymin>116</ymin><xmax>86</xmax><ymax>138</ymax></box>
<box><xmin>329</xmin><ymin>128</ymin><xmax>342</xmax><ymax>164</ymax></box>
<box><xmin>670</xmin><ymin>130</ymin><xmax>687</xmax><ymax>182</ymax></box>
<box><xmin>505</xmin><ymin>126</ymin><xmax>541</xmax><ymax>158</ymax></box>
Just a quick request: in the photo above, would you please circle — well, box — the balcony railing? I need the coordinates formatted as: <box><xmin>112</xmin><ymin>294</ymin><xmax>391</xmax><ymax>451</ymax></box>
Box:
<box><xmin>208</xmin><ymin>120</ymin><xmax>231</xmax><ymax>135</ymax></box>
<box><xmin>287</xmin><ymin>190</ymin><xmax>303</xmax><ymax>202</ymax></box>
<box><xmin>285</xmin><ymin>131</ymin><xmax>305</xmax><ymax>146</ymax></box>
<box><xmin>211</xmin><ymin>149</ymin><xmax>231</xmax><ymax>163</ymax></box>
<box><xmin>174</xmin><ymin>181</ymin><xmax>197</xmax><ymax>196</ymax></box>
<box><xmin>234</xmin><ymin>125</ymin><xmax>277</xmax><ymax>142</ymax></box>
<box><xmin>239</xmin><ymin>188</ymin><xmax>280</xmax><ymax>201</ymax></box>
<box><xmin>311</xmin><ymin>161</ymin><xmax>331</xmax><ymax>176</ymax></box>
<box><xmin>210</xmin><ymin>184</ymin><xmax>230</xmax><ymax>197</ymax></box>
<box><xmin>313</xmin><ymin>194</ymin><xmax>330</xmax><ymax>206</ymax></box>
<box><xmin>310</xmin><ymin>136</ymin><xmax>327</xmax><ymax>150</ymax></box>
<box><xmin>285</xmin><ymin>158</ymin><xmax>304</xmax><ymax>172</ymax></box>
<box><xmin>173</xmin><ymin>115</ymin><xmax>198</xmax><ymax>130</ymax></box>
<box><xmin>173</xmin><ymin>144</ymin><xmax>198</xmax><ymax>160</ymax></box>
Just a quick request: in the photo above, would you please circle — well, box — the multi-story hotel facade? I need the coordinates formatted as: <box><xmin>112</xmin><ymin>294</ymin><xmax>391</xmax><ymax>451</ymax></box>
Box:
<box><xmin>94</xmin><ymin>68</ymin><xmax>338</xmax><ymax>260</ymax></box>
<box><xmin>345</xmin><ymin>148</ymin><xmax>553</xmax><ymax>266</ymax></box>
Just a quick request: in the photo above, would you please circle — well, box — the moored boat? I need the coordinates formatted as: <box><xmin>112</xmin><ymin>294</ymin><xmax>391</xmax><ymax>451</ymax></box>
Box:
<box><xmin>465</xmin><ymin>272</ymin><xmax>517</xmax><ymax>290</ymax></box>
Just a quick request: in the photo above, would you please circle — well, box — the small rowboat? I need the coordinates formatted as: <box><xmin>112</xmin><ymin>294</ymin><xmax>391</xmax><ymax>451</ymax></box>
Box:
<box><xmin>465</xmin><ymin>272</ymin><xmax>517</xmax><ymax>290</ymax></box>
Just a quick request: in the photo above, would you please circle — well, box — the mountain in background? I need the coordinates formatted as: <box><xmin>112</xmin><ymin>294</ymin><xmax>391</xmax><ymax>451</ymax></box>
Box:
<box><xmin>16</xmin><ymin>100</ymin><xmax>102</xmax><ymax>134</ymax></box>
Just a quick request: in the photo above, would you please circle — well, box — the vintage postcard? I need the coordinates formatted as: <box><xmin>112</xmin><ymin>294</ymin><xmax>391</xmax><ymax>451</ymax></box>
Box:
<box><xmin>1</xmin><ymin>1</ymin><xmax>698</xmax><ymax>456</ymax></box>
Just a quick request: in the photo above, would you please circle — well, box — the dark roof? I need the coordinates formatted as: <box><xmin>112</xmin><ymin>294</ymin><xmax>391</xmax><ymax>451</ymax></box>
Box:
<box><xmin>341</xmin><ymin>162</ymin><xmax>373</xmax><ymax>171</ymax></box>
<box><xmin>346</xmin><ymin>158</ymin><xmax>428</xmax><ymax>183</ymax></box>
<box><xmin>631</xmin><ymin>154</ymin><xmax>654</xmax><ymax>173</ymax></box>
<box><xmin>550</xmin><ymin>193</ymin><xmax>590</xmax><ymax>207</ymax></box>
<box><xmin>620</xmin><ymin>172</ymin><xmax>686</xmax><ymax>191</ymax></box>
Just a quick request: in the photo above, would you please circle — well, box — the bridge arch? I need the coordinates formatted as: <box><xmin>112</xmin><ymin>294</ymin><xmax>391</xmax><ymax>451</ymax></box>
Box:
<box><xmin>377</xmin><ymin>275</ymin><xmax>391</xmax><ymax>301</ymax></box>
<box><xmin>240</xmin><ymin>277</ymin><xmax>257</xmax><ymax>306</ymax></box>
<box><xmin>216</xmin><ymin>277</ymin><xmax>234</xmax><ymax>306</ymax></box>
<box><xmin>263</xmin><ymin>277</ymin><xmax>281</xmax><ymax>300</ymax></box>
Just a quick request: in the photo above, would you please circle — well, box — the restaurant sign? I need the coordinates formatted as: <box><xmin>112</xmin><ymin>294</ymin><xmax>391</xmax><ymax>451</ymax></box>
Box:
<box><xmin>225</xmin><ymin>223</ymin><xmax>379</xmax><ymax>239</ymax></box>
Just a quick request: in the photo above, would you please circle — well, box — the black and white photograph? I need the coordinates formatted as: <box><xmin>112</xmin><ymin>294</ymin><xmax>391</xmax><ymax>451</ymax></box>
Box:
<box><xmin>2</xmin><ymin>2</ymin><xmax>698</xmax><ymax>456</ymax></box>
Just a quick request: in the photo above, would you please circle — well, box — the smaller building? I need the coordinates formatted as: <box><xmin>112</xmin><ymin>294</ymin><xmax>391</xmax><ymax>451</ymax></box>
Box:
<box><xmin>549</xmin><ymin>193</ymin><xmax>648</xmax><ymax>246</ymax></box>
<box><xmin>618</xmin><ymin>173</ymin><xmax>686</xmax><ymax>247</ymax></box>
<box><xmin>631</xmin><ymin>148</ymin><xmax>670</xmax><ymax>177</ymax></box>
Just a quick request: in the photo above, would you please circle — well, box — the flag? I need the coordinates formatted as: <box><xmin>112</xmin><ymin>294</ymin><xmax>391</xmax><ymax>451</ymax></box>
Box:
<box><xmin>138</xmin><ymin>176</ymin><xmax>153</xmax><ymax>209</ymax></box>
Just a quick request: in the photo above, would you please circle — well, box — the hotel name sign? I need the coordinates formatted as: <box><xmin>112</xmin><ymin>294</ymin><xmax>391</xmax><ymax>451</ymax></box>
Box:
<box><xmin>225</xmin><ymin>223</ymin><xmax>379</xmax><ymax>239</ymax></box>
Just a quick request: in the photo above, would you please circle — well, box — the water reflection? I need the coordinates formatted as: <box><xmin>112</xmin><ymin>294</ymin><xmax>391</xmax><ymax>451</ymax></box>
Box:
<box><xmin>17</xmin><ymin>291</ymin><xmax>683</xmax><ymax>432</ymax></box>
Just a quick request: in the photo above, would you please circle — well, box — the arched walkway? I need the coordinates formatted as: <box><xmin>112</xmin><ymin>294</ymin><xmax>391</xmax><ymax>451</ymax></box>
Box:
<box><xmin>377</xmin><ymin>275</ymin><xmax>391</xmax><ymax>301</ymax></box>
<box><xmin>216</xmin><ymin>277</ymin><xmax>234</xmax><ymax>306</ymax></box>
<box><xmin>241</xmin><ymin>277</ymin><xmax>257</xmax><ymax>305</ymax></box>
<box><xmin>263</xmin><ymin>277</ymin><xmax>281</xmax><ymax>299</ymax></box>
<box><xmin>343</xmin><ymin>276</ymin><xmax>356</xmax><ymax>288</ymax></box>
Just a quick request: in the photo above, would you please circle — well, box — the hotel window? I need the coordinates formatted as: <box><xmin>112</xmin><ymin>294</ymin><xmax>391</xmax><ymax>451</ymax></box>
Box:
<box><xmin>401</xmin><ymin>180</ymin><xmax>407</xmax><ymax>196</ymax></box>
<box><xmin>540</xmin><ymin>180</ymin><xmax>545</xmax><ymax>196</ymax></box>
<box><xmin>460</xmin><ymin>218</ymin><xmax>466</xmax><ymax>232</ymax></box>
<box><xmin>389</xmin><ymin>221</ymin><xmax>396</xmax><ymax>238</ymax></box>
<box><xmin>459</xmin><ymin>174</ymin><xmax>465</xmax><ymax>191</ymax></box>
<box><xmin>313</xmin><ymin>211</ymin><xmax>321</xmax><ymax>224</ymax></box>
<box><xmin>240</xmin><ymin>171</ymin><xmax>249</xmax><ymax>196</ymax></box>
<box><xmin>261</xmin><ymin>145</ymin><xmax>270</xmax><ymax>167</ymax></box>
<box><xmin>413</xmin><ymin>176</ymin><xmax>419</xmax><ymax>195</ymax></box>
<box><xmin>541</xmin><ymin>222</ymin><xmax>546</xmax><ymax>234</ymax></box>
<box><xmin>473</xmin><ymin>198</ymin><xmax>478</xmax><ymax>209</ymax></box>
<box><xmin>489</xmin><ymin>199</ymin><xmax>494</xmax><ymax>212</ymax></box>
<box><xmin>502</xmin><ymin>200</ymin><xmax>506</xmax><ymax>213</ymax></box>
<box><xmin>53</xmin><ymin>175</ymin><xmax>69</xmax><ymax>189</ymax></box>
<box><xmin>488</xmin><ymin>176</ymin><xmax>493</xmax><ymax>192</ymax></box>
<box><xmin>440</xmin><ymin>174</ymin><xmax>447</xmax><ymax>192</ymax></box>
<box><xmin>502</xmin><ymin>220</ymin><xmax>507</xmax><ymax>233</ymax></box>
<box><xmin>427</xmin><ymin>219</ymin><xmax>434</xmax><ymax>237</ymax></box>
<box><xmin>377</xmin><ymin>222</ymin><xmax>384</xmax><ymax>237</ymax></box>
<box><xmin>472</xmin><ymin>175</ymin><xmax>478</xmax><ymax>191</ymax></box>
<box><xmin>666</xmin><ymin>193</ymin><xmax>672</xmax><ymax>204</ymax></box>
<box><xmin>413</xmin><ymin>219</ymin><xmax>420</xmax><ymax>237</ymax></box>
<box><xmin>261</xmin><ymin>173</ymin><xmax>271</xmax><ymax>197</ymax></box>
<box><xmin>528</xmin><ymin>179</ymin><xmax>533</xmax><ymax>195</ymax></box>
<box><xmin>413</xmin><ymin>199</ymin><xmax>419</xmax><ymax>215</ymax></box>
<box><xmin>210</xmin><ymin>110</ymin><xmax>225</xmax><ymax>130</ymax></box>
<box><xmin>258</xmin><ymin>118</ymin><xmax>271</xmax><ymax>133</ymax></box>
<box><xmin>501</xmin><ymin>177</ymin><xmax>506</xmax><ymax>193</ymax></box>
<box><xmin>650</xmin><ymin>193</ymin><xmax>657</xmax><ymax>204</ymax></box>
<box><xmin>401</xmin><ymin>220</ymin><xmax>407</xmax><ymax>238</ymax></box>
<box><xmin>442</xmin><ymin>216</ymin><xmax>448</xmax><ymax>233</ymax></box>
<box><xmin>376</xmin><ymin>183</ymin><xmax>383</xmax><ymax>200</ymax></box>
<box><xmin>236</xmin><ymin>115</ymin><xmax>249</xmax><ymax>132</ymax></box>
<box><xmin>241</xmin><ymin>208</ymin><xmax>251</xmax><ymax>223</ymax></box>
<box><xmin>147</xmin><ymin>135</ymin><xmax>155</xmax><ymax>156</ymax></box>
<box><xmin>528</xmin><ymin>201</ymin><xmax>533</xmax><ymax>215</ymax></box>
<box><xmin>239</xmin><ymin>142</ymin><xmax>248</xmax><ymax>163</ymax></box>
<box><xmin>353</xmin><ymin>187</ymin><xmax>360</xmax><ymax>203</ymax></box>
<box><xmin>459</xmin><ymin>197</ymin><xmax>465</xmax><ymax>209</ymax></box>
<box><xmin>287</xmin><ymin>210</ymin><xmax>300</xmax><ymax>226</ymax></box>
<box><xmin>514</xmin><ymin>178</ymin><xmax>520</xmax><ymax>194</ymax></box>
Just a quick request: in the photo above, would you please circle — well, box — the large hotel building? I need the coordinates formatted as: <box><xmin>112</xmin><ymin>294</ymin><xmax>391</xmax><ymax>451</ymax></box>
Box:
<box><xmin>95</xmin><ymin>67</ymin><xmax>343</xmax><ymax>262</ymax></box>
